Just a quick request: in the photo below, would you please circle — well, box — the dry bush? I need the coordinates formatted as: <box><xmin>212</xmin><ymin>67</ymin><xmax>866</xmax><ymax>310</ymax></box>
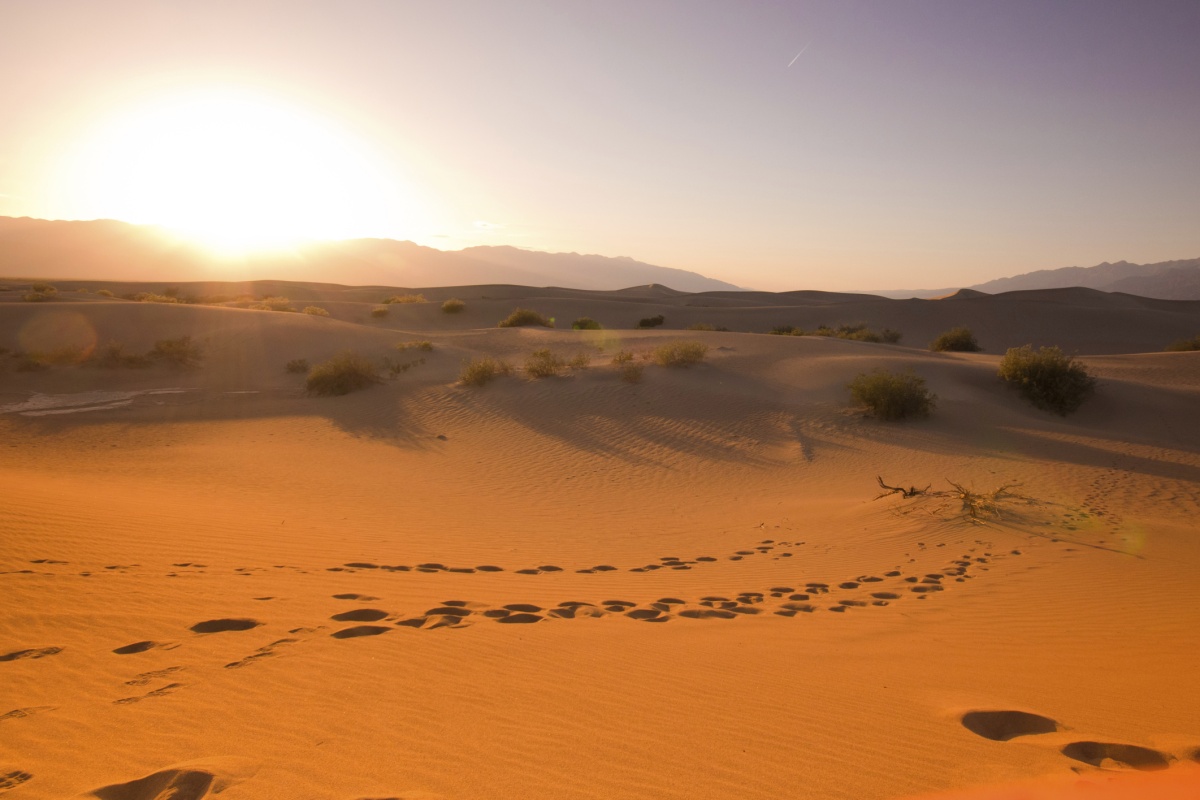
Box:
<box><xmin>931</xmin><ymin>326</ymin><xmax>982</xmax><ymax>352</ymax></box>
<box><xmin>686</xmin><ymin>322</ymin><xmax>715</xmax><ymax>331</ymax></box>
<box><xmin>383</xmin><ymin>293</ymin><xmax>426</xmax><ymax>304</ymax></box>
<box><xmin>441</xmin><ymin>298</ymin><xmax>465</xmax><ymax>314</ymax></box>
<box><xmin>370</xmin><ymin>305</ymin><xmax>389</xmax><ymax>318</ymax></box>
<box><xmin>770</xmin><ymin>323</ymin><xmax>898</xmax><ymax>342</ymax></box>
<box><xmin>394</xmin><ymin>340</ymin><xmax>433</xmax><ymax>352</ymax></box>
<box><xmin>31</xmin><ymin>282</ymin><xmax>55</xmax><ymax>293</ymax></box>
<box><xmin>525</xmin><ymin>348</ymin><xmax>567</xmax><ymax>378</ymax></box>
<box><xmin>285</xmin><ymin>358</ymin><xmax>310</xmax><ymax>374</ymax></box>
<box><xmin>132</xmin><ymin>292</ymin><xmax>181</xmax><ymax>304</ymax></box>
<box><xmin>637</xmin><ymin>314</ymin><xmax>665</xmax><ymax>328</ymax></box>
<box><xmin>23</xmin><ymin>287</ymin><xmax>56</xmax><ymax>302</ymax></box>
<box><xmin>572</xmin><ymin>317</ymin><xmax>602</xmax><ymax>330</ymax></box>
<box><xmin>1164</xmin><ymin>335</ymin><xmax>1200</xmax><ymax>352</ymax></box>
<box><xmin>611</xmin><ymin>350</ymin><xmax>635</xmax><ymax>364</ymax></box>
<box><xmin>568</xmin><ymin>353</ymin><xmax>590</xmax><ymax>369</ymax></box>
<box><xmin>250</xmin><ymin>296</ymin><xmax>295</xmax><ymax>312</ymax></box>
<box><xmin>998</xmin><ymin>345</ymin><xmax>1095</xmax><ymax>415</ymax></box>
<box><xmin>848</xmin><ymin>369</ymin><xmax>935</xmax><ymax>421</ymax></box>
<box><xmin>946</xmin><ymin>481</ymin><xmax>1022</xmax><ymax>521</ymax></box>
<box><xmin>149</xmin><ymin>336</ymin><xmax>203</xmax><ymax>368</ymax></box>
<box><xmin>303</xmin><ymin>306</ymin><xmax>330</xmax><ymax>316</ymax></box>
<box><xmin>652</xmin><ymin>340</ymin><xmax>708</xmax><ymax>367</ymax></box>
<box><xmin>620</xmin><ymin>362</ymin><xmax>645</xmax><ymax>383</ymax></box>
<box><xmin>96</xmin><ymin>341</ymin><xmax>151</xmax><ymax>369</ymax></box>
<box><xmin>460</xmin><ymin>356</ymin><xmax>512</xmax><ymax>387</ymax></box>
<box><xmin>96</xmin><ymin>289</ymin><xmax>114</xmax><ymax>297</ymax></box>
<box><xmin>14</xmin><ymin>353</ymin><xmax>49</xmax><ymax>372</ymax></box>
<box><xmin>306</xmin><ymin>351</ymin><xmax>381</xmax><ymax>396</ymax></box>
<box><xmin>385</xmin><ymin>356</ymin><xmax>426</xmax><ymax>377</ymax></box>
<box><xmin>498</xmin><ymin>308</ymin><xmax>554</xmax><ymax>328</ymax></box>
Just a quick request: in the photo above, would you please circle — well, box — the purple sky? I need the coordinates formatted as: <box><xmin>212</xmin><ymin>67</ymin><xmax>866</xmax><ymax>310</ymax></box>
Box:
<box><xmin>2</xmin><ymin>1</ymin><xmax>1198</xmax><ymax>289</ymax></box>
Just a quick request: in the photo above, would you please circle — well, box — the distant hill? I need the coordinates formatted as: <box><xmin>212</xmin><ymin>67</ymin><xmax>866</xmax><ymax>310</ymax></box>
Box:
<box><xmin>0</xmin><ymin>216</ymin><xmax>741</xmax><ymax>293</ymax></box>
<box><xmin>967</xmin><ymin>258</ymin><xmax>1200</xmax><ymax>299</ymax></box>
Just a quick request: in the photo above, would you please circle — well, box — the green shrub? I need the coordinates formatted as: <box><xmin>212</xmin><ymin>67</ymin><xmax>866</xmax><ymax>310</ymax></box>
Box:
<box><xmin>306</xmin><ymin>351</ymin><xmax>381</xmax><ymax>396</ymax></box>
<box><xmin>637</xmin><ymin>314</ymin><xmax>665</xmax><ymax>328</ymax></box>
<box><xmin>1164</xmin><ymin>335</ymin><xmax>1200</xmax><ymax>352</ymax></box>
<box><xmin>498</xmin><ymin>308</ymin><xmax>554</xmax><ymax>328</ymax></box>
<box><xmin>394</xmin><ymin>340</ymin><xmax>433</xmax><ymax>352</ymax></box>
<box><xmin>96</xmin><ymin>289</ymin><xmax>114</xmax><ymax>297</ymax></box>
<box><xmin>612</xmin><ymin>350</ymin><xmax>635</xmax><ymax>364</ymax></box>
<box><xmin>441</xmin><ymin>298</ymin><xmax>465</xmax><ymax>314</ymax></box>
<box><xmin>849</xmin><ymin>370</ymin><xmax>936</xmax><ymax>421</ymax></box>
<box><xmin>383</xmin><ymin>293</ymin><xmax>426</xmax><ymax>304</ymax></box>
<box><xmin>460</xmin><ymin>356</ymin><xmax>512</xmax><ymax>387</ymax></box>
<box><xmin>620</xmin><ymin>362</ymin><xmax>645</xmax><ymax>383</ymax></box>
<box><xmin>285</xmin><ymin>358</ymin><xmax>310</xmax><ymax>374</ymax></box>
<box><xmin>931</xmin><ymin>327</ymin><xmax>982</xmax><ymax>352</ymax></box>
<box><xmin>149</xmin><ymin>336</ymin><xmax>202</xmax><ymax>367</ymax></box>
<box><xmin>370</xmin><ymin>305</ymin><xmax>389</xmax><ymax>318</ymax></box>
<box><xmin>303</xmin><ymin>306</ymin><xmax>330</xmax><ymax>317</ymax></box>
<box><xmin>572</xmin><ymin>317</ymin><xmax>603</xmax><ymax>330</ymax></box>
<box><xmin>652</xmin><ymin>340</ymin><xmax>708</xmax><ymax>367</ymax></box>
<box><xmin>998</xmin><ymin>345</ymin><xmax>1096</xmax><ymax>415</ymax></box>
<box><xmin>96</xmin><ymin>341</ymin><xmax>151</xmax><ymax>369</ymax></box>
<box><xmin>525</xmin><ymin>348</ymin><xmax>567</xmax><ymax>378</ymax></box>
<box><xmin>132</xmin><ymin>292</ymin><xmax>181</xmax><ymax>304</ymax></box>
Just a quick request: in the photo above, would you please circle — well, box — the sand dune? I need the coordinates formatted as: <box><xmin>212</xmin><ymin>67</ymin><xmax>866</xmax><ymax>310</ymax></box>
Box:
<box><xmin>1</xmin><ymin>285</ymin><xmax>1198</xmax><ymax>798</ymax></box>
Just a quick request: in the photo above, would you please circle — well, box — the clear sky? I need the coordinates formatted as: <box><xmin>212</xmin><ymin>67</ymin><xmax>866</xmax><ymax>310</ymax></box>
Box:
<box><xmin>2</xmin><ymin>0</ymin><xmax>1198</xmax><ymax>290</ymax></box>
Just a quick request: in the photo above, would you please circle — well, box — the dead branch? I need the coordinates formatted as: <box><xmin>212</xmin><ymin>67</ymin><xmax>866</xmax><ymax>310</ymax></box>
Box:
<box><xmin>875</xmin><ymin>476</ymin><xmax>931</xmax><ymax>500</ymax></box>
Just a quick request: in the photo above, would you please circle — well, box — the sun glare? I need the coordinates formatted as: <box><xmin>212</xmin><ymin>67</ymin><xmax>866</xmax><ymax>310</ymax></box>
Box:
<box><xmin>55</xmin><ymin>88</ymin><xmax>422</xmax><ymax>255</ymax></box>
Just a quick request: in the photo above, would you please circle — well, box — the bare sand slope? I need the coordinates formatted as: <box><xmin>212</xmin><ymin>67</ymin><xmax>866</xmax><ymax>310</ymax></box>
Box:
<box><xmin>1</xmin><ymin>295</ymin><xmax>1199</xmax><ymax>799</ymax></box>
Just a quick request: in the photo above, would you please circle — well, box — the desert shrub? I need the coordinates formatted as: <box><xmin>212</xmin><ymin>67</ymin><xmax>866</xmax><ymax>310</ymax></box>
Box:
<box><xmin>637</xmin><ymin>314</ymin><xmax>665</xmax><ymax>328</ymax></box>
<box><xmin>251</xmin><ymin>296</ymin><xmax>295</xmax><ymax>312</ymax></box>
<box><xmin>441</xmin><ymin>298</ymin><xmax>465</xmax><ymax>314</ymax></box>
<box><xmin>370</xmin><ymin>305</ymin><xmax>389</xmax><ymax>318</ymax></box>
<box><xmin>568</xmin><ymin>353</ymin><xmax>590</xmax><ymax>369</ymax></box>
<box><xmin>24</xmin><ymin>288</ymin><xmax>56</xmax><ymax>302</ymax></box>
<box><xmin>931</xmin><ymin>326</ymin><xmax>981</xmax><ymax>352</ymax></box>
<box><xmin>149</xmin><ymin>336</ymin><xmax>203</xmax><ymax>368</ymax></box>
<box><xmin>525</xmin><ymin>348</ymin><xmax>567</xmax><ymax>378</ymax></box>
<box><xmin>460</xmin><ymin>356</ymin><xmax>512</xmax><ymax>387</ymax></box>
<box><xmin>96</xmin><ymin>289</ymin><xmax>114</xmax><ymax>297</ymax></box>
<box><xmin>385</xmin><ymin>356</ymin><xmax>425</xmax><ymax>377</ymax></box>
<box><xmin>849</xmin><ymin>370</ymin><xmax>936</xmax><ymax>421</ymax></box>
<box><xmin>620</xmin><ymin>362</ymin><xmax>645</xmax><ymax>383</ymax></box>
<box><xmin>686</xmin><ymin>322</ymin><xmax>716</xmax><ymax>331</ymax></box>
<box><xmin>96</xmin><ymin>341</ymin><xmax>151</xmax><ymax>369</ymax></box>
<box><xmin>285</xmin><ymin>358</ymin><xmax>310</xmax><ymax>374</ymax></box>
<box><xmin>132</xmin><ymin>292</ymin><xmax>181</xmax><ymax>304</ymax></box>
<box><xmin>880</xmin><ymin>329</ymin><xmax>902</xmax><ymax>343</ymax></box>
<box><xmin>498</xmin><ymin>308</ymin><xmax>554</xmax><ymax>328</ymax></box>
<box><xmin>612</xmin><ymin>350</ymin><xmax>635</xmax><ymax>365</ymax></box>
<box><xmin>21</xmin><ymin>346</ymin><xmax>86</xmax><ymax>367</ymax></box>
<box><xmin>572</xmin><ymin>317</ymin><xmax>603</xmax><ymax>330</ymax></box>
<box><xmin>303</xmin><ymin>306</ymin><xmax>330</xmax><ymax>317</ymax></box>
<box><xmin>31</xmin><ymin>282</ymin><xmax>55</xmax><ymax>293</ymax></box>
<box><xmin>997</xmin><ymin>345</ymin><xmax>1096</xmax><ymax>415</ymax></box>
<box><xmin>1164</xmin><ymin>335</ymin><xmax>1200</xmax><ymax>352</ymax></box>
<box><xmin>14</xmin><ymin>353</ymin><xmax>49</xmax><ymax>372</ymax></box>
<box><xmin>383</xmin><ymin>293</ymin><xmax>426</xmax><ymax>304</ymax></box>
<box><xmin>770</xmin><ymin>325</ymin><xmax>801</xmax><ymax>335</ymax></box>
<box><xmin>394</xmin><ymin>340</ymin><xmax>433</xmax><ymax>352</ymax></box>
<box><xmin>306</xmin><ymin>351</ymin><xmax>381</xmax><ymax>396</ymax></box>
<box><xmin>652</xmin><ymin>340</ymin><xmax>708</xmax><ymax>367</ymax></box>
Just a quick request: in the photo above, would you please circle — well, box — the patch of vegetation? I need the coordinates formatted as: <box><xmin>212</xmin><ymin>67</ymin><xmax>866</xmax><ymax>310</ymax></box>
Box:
<box><xmin>1164</xmin><ymin>335</ymin><xmax>1200</xmax><ymax>352</ymax></box>
<box><xmin>931</xmin><ymin>326</ymin><xmax>982</xmax><ymax>352</ymax></box>
<box><xmin>250</xmin><ymin>296</ymin><xmax>295</xmax><ymax>312</ymax></box>
<box><xmin>525</xmin><ymin>348</ymin><xmax>567</xmax><ymax>378</ymax></box>
<box><xmin>441</xmin><ymin>298</ymin><xmax>465</xmax><ymax>314</ymax></box>
<box><xmin>997</xmin><ymin>345</ymin><xmax>1096</xmax><ymax>416</ymax></box>
<box><xmin>384</xmin><ymin>356</ymin><xmax>426</xmax><ymax>377</ymax></box>
<box><xmin>20</xmin><ymin>346</ymin><xmax>87</xmax><ymax>367</ymax></box>
<box><xmin>306</xmin><ymin>351</ymin><xmax>382</xmax><ymax>396</ymax></box>
<box><xmin>394</xmin><ymin>340</ymin><xmax>433</xmax><ymax>352</ymax></box>
<box><xmin>285</xmin><ymin>358</ymin><xmax>310</xmax><ymax>374</ymax></box>
<box><xmin>383</xmin><ymin>293</ymin><xmax>426</xmax><ymax>304</ymax></box>
<box><xmin>769</xmin><ymin>323</ymin><xmax>898</xmax><ymax>343</ymax></box>
<box><xmin>460</xmin><ymin>356</ymin><xmax>513</xmax><ymax>387</ymax></box>
<box><xmin>96</xmin><ymin>341</ymin><xmax>151</xmax><ymax>368</ymax></box>
<box><xmin>14</xmin><ymin>353</ymin><xmax>49</xmax><ymax>372</ymax></box>
<box><xmin>95</xmin><ymin>289</ymin><xmax>114</xmax><ymax>297</ymax></box>
<box><xmin>303</xmin><ymin>306</ymin><xmax>330</xmax><ymax>317</ymax></box>
<box><xmin>32</xmin><ymin>282</ymin><xmax>55</xmax><ymax>293</ymax></box>
<box><xmin>651</xmin><ymin>340</ymin><xmax>708</xmax><ymax>367</ymax></box>
<box><xmin>572</xmin><ymin>317</ymin><xmax>603</xmax><ymax>330</ymax></box>
<box><xmin>149</xmin><ymin>336</ymin><xmax>203</xmax><ymax>368</ymax></box>
<box><xmin>568</xmin><ymin>353</ymin><xmax>590</xmax><ymax>369</ymax></box>
<box><xmin>611</xmin><ymin>350</ymin><xmax>635</xmax><ymax>364</ymax></box>
<box><xmin>848</xmin><ymin>369</ymin><xmax>936</xmax><ymax>421</ymax></box>
<box><xmin>637</xmin><ymin>314</ymin><xmax>665</xmax><ymax>328</ymax></box>
<box><xmin>131</xmin><ymin>292</ymin><xmax>181</xmax><ymax>304</ymax></box>
<box><xmin>24</xmin><ymin>285</ymin><xmax>57</xmax><ymax>302</ymax></box>
<box><xmin>620</xmin><ymin>362</ymin><xmax>645</xmax><ymax>383</ymax></box>
<box><xmin>498</xmin><ymin>308</ymin><xmax>554</xmax><ymax>328</ymax></box>
<box><xmin>370</xmin><ymin>305</ymin><xmax>389</xmax><ymax>318</ymax></box>
<box><xmin>686</xmin><ymin>322</ymin><xmax>720</xmax><ymax>331</ymax></box>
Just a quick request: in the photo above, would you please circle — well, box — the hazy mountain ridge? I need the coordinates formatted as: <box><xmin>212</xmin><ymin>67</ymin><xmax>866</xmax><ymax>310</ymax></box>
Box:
<box><xmin>0</xmin><ymin>216</ymin><xmax>741</xmax><ymax>293</ymax></box>
<box><xmin>967</xmin><ymin>258</ymin><xmax>1200</xmax><ymax>299</ymax></box>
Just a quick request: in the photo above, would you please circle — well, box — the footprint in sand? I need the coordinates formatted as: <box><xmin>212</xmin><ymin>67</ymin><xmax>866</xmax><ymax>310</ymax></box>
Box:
<box><xmin>190</xmin><ymin>619</ymin><xmax>261</xmax><ymax>634</ymax></box>
<box><xmin>0</xmin><ymin>771</ymin><xmax>33</xmax><ymax>792</ymax></box>
<box><xmin>0</xmin><ymin>647</ymin><xmax>63</xmax><ymax>662</ymax></box>
<box><xmin>331</xmin><ymin>625</ymin><xmax>391</xmax><ymax>639</ymax></box>
<box><xmin>87</xmin><ymin>757</ymin><xmax>258</xmax><ymax>799</ymax></box>
<box><xmin>333</xmin><ymin>593</ymin><xmax>379</xmax><ymax>601</ymax></box>
<box><xmin>112</xmin><ymin>640</ymin><xmax>179</xmax><ymax>655</ymax></box>
<box><xmin>961</xmin><ymin>710</ymin><xmax>1061</xmax><ymax>741</ymax></box>
<box><xmin>113</xmin><ymin>682</ymin><xmax>185</xmax><ymax>705</ymax></box>
<box><xmin>125</xmin><ymin>666</ymin><xmax>184</xmax><ymax>686</ymax></box>
<box><xmin>0</xmin><ymin>706</ymin><xmax>56</xmax><ymax>722</ymax></box>
<box><xmin>330</xmin><ymin>609</ymin><xmax>390</xmax><ymax>622</ymax></box>
<box><xmin>1060</xmin><ymin>741</ymin><xmax>1173</xmax><ymax>771</ymax></box>
<box><xmin>225</xmin><ymin>638</ymin><xmax>301</xmax><ymax>668</ymax></box>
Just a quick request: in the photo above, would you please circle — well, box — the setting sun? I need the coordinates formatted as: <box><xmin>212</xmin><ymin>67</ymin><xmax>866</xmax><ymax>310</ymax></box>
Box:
<box><xmin>55</xmin><ymin>88</ymin><xmax>422</xmax><ymax>254</ymax></box>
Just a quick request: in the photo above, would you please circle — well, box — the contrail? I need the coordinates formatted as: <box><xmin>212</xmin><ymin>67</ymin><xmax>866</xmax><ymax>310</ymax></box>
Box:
<box><xmin>787</xmin><ymin>39</ymin><xmax>812</xmax><ymax>67</ymax></box>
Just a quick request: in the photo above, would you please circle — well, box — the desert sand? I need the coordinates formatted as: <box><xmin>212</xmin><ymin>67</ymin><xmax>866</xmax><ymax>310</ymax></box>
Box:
<box><xmin>1</xmin><ymin>282</ymin><xmax>1199</xmax><ymax>799</ymax></box>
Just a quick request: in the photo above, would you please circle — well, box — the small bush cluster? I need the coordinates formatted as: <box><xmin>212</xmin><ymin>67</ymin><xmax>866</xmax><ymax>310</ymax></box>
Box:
<box><xmin>24</xmin><ymin>283</ymin><xmax>57</xmax><ymax>302</ymax></box>
<box><xmin>394</xmin><ymin>340</ymin><xmax>433</xmax><ymax>352</ymax></box>
<box><xmin>285</xmin><ymin>358</ymin><xmax>310</xmax><ymax>374</ymax></box>
<box><xmin>849</xmin><ymin>370</ymin><xmax>936</xmax><ymax>421</ymax></box>
<box><xmin>525</xmin><ymin>348</ymin><xmax>567</xmax><ymax>378</ymax></box>
<box><xmin>931</xmin><ymin>326</ymin><xmax>982</xmax><ymax>352</ymax></box>
<box><xmin>384</xmin><ymin>356</ymin><xmax>426</xmax><ymax>377</ymax></box>
<box><xmin>370</xmin><ymin>305</ymin><xmax>389</xmax><ymax>318</ymax></box>
<box><xmin>619</xmin><ymin>362</ymin><xmax>645</xmax><ymax>383</ymax></box>
<box><xmin>611</xmin><ymin>350</ymin><xmax>635</xmax><ymax>364</ymax></box>
<box><xmin>637</xmin><ymin>314</ymin><xmax>665</xmax><ymax>328</ymax></box>
<box><xmin>460</xmin><ymin>356</ymin><xmax>513</xmax><ymax>387</ymax></box>
<box><xmin>303</xmin><ymin>306</ymin><xmax>330</xmax><ymax>317</ymax></box>
<box><xmin>652</xmin><ymin>340</ymin><xmax>708</xmax><ymax>367</ymax></box>
<box><xmin>131</xmin><ymin>292</ymin><xmax>182</xmax><ymax>304</ymax></box>
<box><xmin>96</xmin><ymin>289</ymin><xmax>115</xmax><ymax>297</ymax></box>
<box><xmin>1164</xmin><ymin>335</ymin><xmax>1200</xmax><ymax>352</ymax></box>
<box><xmin>149</xmin><ymin>336</ymin><xmax>203</xmax><ymax>368</ymax></box>
<box><xmin>572</xmin><ymin>317</ymin><xmax>602</xmax><ymax>330</ymax></box>
<box><xmin>441</xmin><ymin>298</ymin><xmax>465</xmax><ymax>314</ymax></box>
<box><xmin>97</xmin><ymin>341</ymin><xmax>151</xmax><ymax>369</ymax></box>
<box><xmin>306</xmin><ymin>351</ymin><xmax>381</xmax><ymax>396</ymax></box>
<box><xmin>770</xmin><ymin>323</ymin><xmax>900</xmax><ymax>343</ymax></box>
<box><xmin>383</xmin><ymin>293</ymin><xmax>426</xmax><ymax>304</ymax></box>
<box><xmin>997</xmin><ymin>345</ymin><xmax>1095</xmax><ymax>415</ymax></box>
<box><xmin>249</xmin><ymin>296</ymin><xmax>295</xmax><ymax>312</ymax></box>
<box><xmin>498</xmin><ymin>308</ymin><xmax>554</xmax><ymax>328</ymax></box>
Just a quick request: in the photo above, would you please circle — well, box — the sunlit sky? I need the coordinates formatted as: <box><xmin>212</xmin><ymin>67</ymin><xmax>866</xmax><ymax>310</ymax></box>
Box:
<box><xmin>3</xmin><ymin>1</ymin><xmax>1198</xmax><ymax>290</ymax></box>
